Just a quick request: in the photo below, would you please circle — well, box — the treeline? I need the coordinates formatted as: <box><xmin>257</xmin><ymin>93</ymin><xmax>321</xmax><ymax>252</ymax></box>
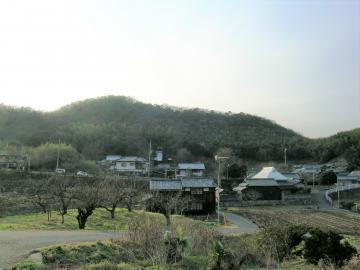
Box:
<box><xmin>0</xmin><ymin>96</ymin><xmax>359</xmax><ymax>167</ymax></box>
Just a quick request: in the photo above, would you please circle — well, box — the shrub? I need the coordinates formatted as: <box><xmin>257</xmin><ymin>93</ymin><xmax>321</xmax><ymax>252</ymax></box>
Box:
<box><xmin>12</xmin><ymin>260</ymin><xmax>44</xmax><ymax>270</ymax></box>
<box><xmin>302</xmin><ymin>229</ymin><xmax>357</xmax><ymax>266</ymax></box>
<box><xmin>207</xmin><ymin>241</ymin><xmax>236</xmax><ymax>270</ymax></box>
<box><xmin>164</xmin><ymin>227</ymin><xmax>189</xmax><ymax>263</ymax></box>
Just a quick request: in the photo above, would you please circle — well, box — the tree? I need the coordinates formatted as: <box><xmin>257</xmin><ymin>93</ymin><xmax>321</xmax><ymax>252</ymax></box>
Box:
<box><xmin>49</xmin><ymin>176</ymin><xmax>75</xmax><ymax>224</ymax></box>
<box><xmin>227</xmin><ymin>164</ymin><xmax>247</xmax><ymax>179</ymax></box>
<box><xmin>148</xmin><ymin>191</ymin><xmax>189</xmax><ymax>226</ymax></box>
<box><xmin>318</xmin><ymin>171</ymin><xmax>337</xmax><ymax>185</ymax></box>
<box><xmin>73</xmin><ymin>178</ymin><xmax>102</xmax><ymax>229</ymax></box>
<box><xmin>26</xmin><ymin>178</ymin><xmax>54</xmax><ymax>220</ymax></box>
<box><xmin>122</xmin><ymin>177</ymin><xmax>146</xmax><ymax>212</ymax></box>
<box><xmin>99</xmin><ymin>178</ymin><xmax>125</xmax><ymax>219</ymax></box>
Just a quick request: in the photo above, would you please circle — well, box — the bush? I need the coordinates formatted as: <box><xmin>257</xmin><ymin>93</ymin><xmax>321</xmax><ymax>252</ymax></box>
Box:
<box><xmin>12</xmin><ymin>260</ymin><xmax>44</xmax><ymax>270</ymax></box>
<box><xmin>258</xmin><ymin>224</ymin><xmax>309</xmax><ymax>263</ymax></box>
<box><xmin>303</xmin><ymin>229</ymin><xmax>357</xmax><ymax>266</ymax></box>
<box><xmin>164</xmin><ymin>227</ymin><xmax>189</xmax><ymax>263</ymax></box>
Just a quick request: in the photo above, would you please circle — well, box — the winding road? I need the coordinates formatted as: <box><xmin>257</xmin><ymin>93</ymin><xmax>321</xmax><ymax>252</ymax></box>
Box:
<box><xmin>0</xmin><ymin>230</ymin><xmax>123</xmax><ymax>270</ymax></box>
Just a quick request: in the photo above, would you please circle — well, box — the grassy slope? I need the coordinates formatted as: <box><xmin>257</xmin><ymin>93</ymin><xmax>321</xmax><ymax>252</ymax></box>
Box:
<box><xmin>0</xmin><ymin>208</ymin><xmax>172</xmax><ymax>231</ymax></box>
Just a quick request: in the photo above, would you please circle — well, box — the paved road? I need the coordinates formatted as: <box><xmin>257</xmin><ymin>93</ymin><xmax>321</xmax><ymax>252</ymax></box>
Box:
<box><xmin>312</xmin><ymin>189</ymin><xmax>360</xmax><ymax>218</ymax></box>
<box><xmin>0</xmin><ymin>230</ymin><xmax>122</xmax><ymax>270</ymax></box>
<box><xmin>222</xmin><ymin>212</ymin><xmax>259</xmax><ymax>234</ymax></box>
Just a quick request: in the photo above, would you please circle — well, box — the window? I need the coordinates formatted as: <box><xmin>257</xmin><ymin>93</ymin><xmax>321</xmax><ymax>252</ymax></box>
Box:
<box><xmin>121</xmin><ymin>162</ymin><xmax>127</xmax><ymax>167</ymax></box>
<box><xmin>203</xmin><ymin>188</ymin><xmax>209</xmax><ymax>192</ymax></box>
<box><xmin>191</xmin><ymin>189</ymin><xmax>203</xmax><ymax>195</ymax></box>
<box><xmin>190</xmin><ymin>202</ymin><xmax>203</xmax><ymax>210</ymax></box>
<box><xmin>130</xmin><ymin>162</ymin><xmax>135</xmax><ymax>166</ymax></box>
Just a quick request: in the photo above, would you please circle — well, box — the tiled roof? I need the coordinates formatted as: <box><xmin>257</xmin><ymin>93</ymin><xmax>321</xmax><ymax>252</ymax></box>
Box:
<box><xmin>181</xmin><ymin>178</ymin><xmax>216</xmax><ymax>188</ymax></box>
<box><xmin>178</xmin><ymin>163</ymin><xmax>205</xmax><ymax>170</ymax></box>
<box><xmin>150</xmin><ymin>178</ymin><xmax>215</xmax><ymax>190</ymax></box>
<box><xmin>250</xmin><ymin>167</ymin><xmax>288</xmax><ymax>181</ymax></box>
<box><xmin>150</xmin><ymin>179</ymin><xmax>182</xmax><ymax>190</ymax></box>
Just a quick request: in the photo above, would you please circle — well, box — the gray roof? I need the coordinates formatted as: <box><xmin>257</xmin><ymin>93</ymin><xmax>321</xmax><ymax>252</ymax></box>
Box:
<box><xmin>150</xmin><ymin>178</ymin><xmax>215</xmax><ymax>190</ymax></box>
<box><xmin>178</xmin><ymin>163</ymin><xmax>205</xmax><ymax>170</ymax></box>
<box><xmin>150</xmin><ymin>179</ymin><xmax>182</xmax><ymax>190</ymax></box>
<box><xmin>106</xmin><ymin>155</ymin><xmax>122</xmax><ymax>161</ymax></box>
<box><xmin>117</xmin><ymin>156</ymin><xmax>147</xmax><ymax>162</ymax></box>
<box><xmin>181</xmin><ymin>178</ymin><xmax>216</xmax><ymax>188</ymax></box>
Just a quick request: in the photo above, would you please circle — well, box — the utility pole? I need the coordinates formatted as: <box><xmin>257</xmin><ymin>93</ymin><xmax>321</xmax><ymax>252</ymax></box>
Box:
<box><xmin>148</xmin><ymin>140</ymin><xmax>152</xmax><ymax>177</ymax></box>
<box><xmin>337</xmin><ymin>177</ymin><xmax>340</xmax><ymax>208</ymax></box>
<box><xmin>284</xmin><ymin>148</ymin><xmax>287</xmax><ymax>167</ymax></box>
<box><xmin>215</xmin><ymin>155</ymin><xmax>229</xmax><ymax>224</ymax></box>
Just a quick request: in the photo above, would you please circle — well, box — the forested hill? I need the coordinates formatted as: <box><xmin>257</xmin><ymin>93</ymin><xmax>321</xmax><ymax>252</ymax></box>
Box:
<box><xmin>0</xmin><ymin>96</ymin><xmax>359</xmax><ymax>165</ymax></box>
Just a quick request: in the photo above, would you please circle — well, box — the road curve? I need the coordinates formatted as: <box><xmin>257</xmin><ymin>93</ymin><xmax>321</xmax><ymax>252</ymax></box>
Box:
<box><xmin>221</xmin><ymin>212</ymin><xmax>259</xmax><ymax>235</ymax></box>
<box><xmin>0</xmin><ymin>230</ymin><xmax>123</xmax><ymax>270</ymax></box>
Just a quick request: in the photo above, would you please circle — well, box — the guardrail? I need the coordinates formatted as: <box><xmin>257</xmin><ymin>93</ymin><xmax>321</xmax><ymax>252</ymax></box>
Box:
<box><xmin>325</xmin><ymin>183</ymin><xmax>360</xmax><ymax>206</ymax></box>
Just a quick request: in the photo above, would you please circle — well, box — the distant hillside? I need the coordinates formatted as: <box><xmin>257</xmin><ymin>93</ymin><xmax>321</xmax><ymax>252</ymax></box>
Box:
<box><xmin>0</xmin><ymin>96</ymin><xmax>359</xmax><ymax>166</ymax></box>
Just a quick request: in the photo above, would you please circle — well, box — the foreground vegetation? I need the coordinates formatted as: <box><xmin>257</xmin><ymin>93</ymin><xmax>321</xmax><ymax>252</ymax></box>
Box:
<box><xmin>13</xmin><ymin>213</ymin><xmax>360</xmax><ymax>270</ymax></box>
<box><xmin>228</xmin><ymin>206</ymin><xmax>360</xmax><ymax>235</ymax></box>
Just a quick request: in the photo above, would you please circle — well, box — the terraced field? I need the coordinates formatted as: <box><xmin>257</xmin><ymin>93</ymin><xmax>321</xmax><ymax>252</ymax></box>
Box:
<box><xmin>229</xmin><ymin>206</ymin><xmax>360</xmax><ymax>235</ymax></box>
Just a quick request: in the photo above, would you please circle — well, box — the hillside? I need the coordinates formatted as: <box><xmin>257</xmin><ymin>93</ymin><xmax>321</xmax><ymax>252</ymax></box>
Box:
<box><xmin>0</xmin><ymin>96</ymin><xmax>358</xmax><ymax>165</ymax></box>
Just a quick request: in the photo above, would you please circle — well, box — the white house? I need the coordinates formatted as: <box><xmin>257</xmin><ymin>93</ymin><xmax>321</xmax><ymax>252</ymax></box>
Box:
<box><xmin>337</xmin><ymin>171</ymin><xmax>360</xmax><ymax>186</ymax></box>
<box><xmin>114</xmin><ymin>156</ymin><xmax>148</xmax><ymax>175</ymax></box>
<box><xmin>177</xmin><ymin>163</ymin><xmax>205</xmax><ymax>178</ymax></box>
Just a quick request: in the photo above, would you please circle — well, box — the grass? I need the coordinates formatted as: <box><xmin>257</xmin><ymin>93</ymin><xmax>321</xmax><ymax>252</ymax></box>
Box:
<box><xmin>228</xmin><ymin>205</ymin><xmax>360</xmax><ymax>235</ymax></box>
<box><xmin>0</xmin><ymin>208</ymin><xmax>183</xmax><ymax>231</ymax></box>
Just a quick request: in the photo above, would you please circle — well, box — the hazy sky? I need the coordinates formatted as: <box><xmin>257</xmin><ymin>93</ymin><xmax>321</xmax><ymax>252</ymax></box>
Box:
<box><xmin>0</xmin><ymin>0</ymin><xmax>359</xmax><ymax>138</ymax></box>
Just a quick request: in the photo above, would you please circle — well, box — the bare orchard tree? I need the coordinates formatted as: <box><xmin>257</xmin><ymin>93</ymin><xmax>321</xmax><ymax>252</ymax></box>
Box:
<box><xmin>148</xmin><ymin>191</ymin><xmax>190</xmax><ymax>226</ymax></box>
<box><xmin>48</xmin><ymin>176</ymin><xmax>75</xmax><ymax>224</ymax></box>
<box><xmin>73</xmin><ymin>178</ymin><xmax>102</xmax><ymax>229</ymax></box>
<box><xmin>99</xmin><ymin>178</ymin><xmax>125</xmax><ymax>219</ymax></box>
<box><xmin>26</xmin><ymin>178</ymin><xmax>54</xmax><ymax>221</ymax></box>
<box><xmin>122</xmin><ymin>176</ymin><xmax>147</xmax><ymax>212</ymax></box>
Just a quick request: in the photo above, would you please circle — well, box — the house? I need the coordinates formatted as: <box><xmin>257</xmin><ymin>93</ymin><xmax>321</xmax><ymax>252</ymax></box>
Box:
<box><xmin>0</xmin><ymin>153</ymin><xmax>27</xmax><ymax>170</ymax></box>
<box><xmin>294</xmin><ymin>164</ymin><xmax>324</xmax><ymax>175</ymax></box>
<box><xmin>234</xmin><ymin>167</ymin><xmax>303</xmax><ymax>201</ymax></box>
<box><xmin>337</xmin><ymin>171</ymin><xmax>360</xmax><ymax>186</ymax></box>
<box><xmin>176</xmin><ymin>163</ymin><xmax>205</xmax><ymax>178</ymax></box>
<box><xmin>114</xmin><ymin>156</ymin><xmax>148</xmax><ymax>175</ymax></box>
<box><xmin>149</xmin><ymin>178</ymin><xmax>216</xmax><ymax>215</ymax></box>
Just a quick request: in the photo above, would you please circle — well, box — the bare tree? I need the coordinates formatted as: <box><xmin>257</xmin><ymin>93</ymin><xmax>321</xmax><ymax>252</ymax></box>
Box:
<box><xmin>73</xmin><ymin>178</ymin><xmax>102</xmax><ymax>229</ymax></box>
<box><xmin>49</xmin><ymin>176</ymin><xmax>75</xmax><ymax>224</ymax></box>
<box><xmin>26</xmin><ymin>178</ymin><xmax>54</xmax><ymax>220</ymax></box>
<box><xmin>148</xmin><ymin>191</ymin><xmax>190</xmax><ymax>226</ymax></box>
<box><xmin>99</xmin><ymin>178</ymin><xmax>125</xmax><ymax>219</ymax></box>
<box><xmin>122</xmin><ymin>176</ymin><xmax>146</xmax><ymax>212</ymax></box>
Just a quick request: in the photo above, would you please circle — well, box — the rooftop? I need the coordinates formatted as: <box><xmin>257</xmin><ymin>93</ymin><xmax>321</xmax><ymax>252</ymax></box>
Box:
<box><xmin>178</xmin><ymin>163</ymin><xmax>206</xmax><ymax>170</ymax></box>
<box><xmin>150</xmin><ymin>178</ymin><xmax>215</xmax><ymax>190</ymax></box>
<box><xmin>250</xmin><ymin>167</ymin><xmax>289</xmax><ymax>181</ymax></box>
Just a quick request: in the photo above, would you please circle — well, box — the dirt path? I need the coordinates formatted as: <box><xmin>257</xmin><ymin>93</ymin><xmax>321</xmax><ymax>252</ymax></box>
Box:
<box><xmin>0</xmin><ymin>230</ymin><xmax>123</xmax><ymax>270</ymax></box>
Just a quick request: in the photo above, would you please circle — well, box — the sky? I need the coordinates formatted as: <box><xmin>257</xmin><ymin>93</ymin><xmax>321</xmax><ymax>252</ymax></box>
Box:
<box><xmin>0</xmin><ymin>0</ymin><xmax>359</xmax><ymax>138</ymax></box>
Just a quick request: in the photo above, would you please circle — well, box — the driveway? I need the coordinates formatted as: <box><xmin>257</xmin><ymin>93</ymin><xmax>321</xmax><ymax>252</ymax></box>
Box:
<box><xmin>220</xmin><ymin>212</ymin><xmax>259</xmax><ymax>235</ymax></box>
<box><xmin>0</xmin><ymin>230</ymin><xmax>122</xmax><ymax>270</ymax></box>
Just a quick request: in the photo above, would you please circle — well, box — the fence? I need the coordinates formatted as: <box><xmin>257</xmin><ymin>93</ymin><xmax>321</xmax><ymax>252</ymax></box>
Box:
<box><xmin>325</xmin><ymin>184</ymin><xmax>360</xmax><ymax>206</ymax></box>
